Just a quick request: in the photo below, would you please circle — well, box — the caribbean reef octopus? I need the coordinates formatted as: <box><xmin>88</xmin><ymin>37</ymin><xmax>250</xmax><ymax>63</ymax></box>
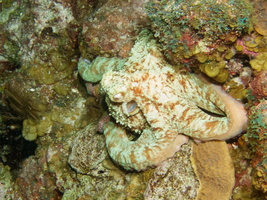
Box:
<box><xmin>78</xmin><ymin>30</ymin><xmax>248</xmax><ymax>171</ymax></box>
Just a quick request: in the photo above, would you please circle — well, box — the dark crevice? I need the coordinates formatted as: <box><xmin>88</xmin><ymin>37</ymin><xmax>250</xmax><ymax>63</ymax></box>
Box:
<box><xmin>0</xmin><ymin>106</ymin><xmax>37</xmax><ymax>171</ymax></box>
<box><xmin>197</xmin><ymin>106</ymin><xmax>226</xmax><ymax>117</ymax></box>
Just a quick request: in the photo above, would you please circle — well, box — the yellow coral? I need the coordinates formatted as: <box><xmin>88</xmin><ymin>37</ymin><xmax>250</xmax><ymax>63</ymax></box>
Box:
<box><xmin>204</xmin><ymin>64</ymin><xmax>220</xmax><ymax>77</ymax></box>
<box><xmin>22</xmin><ymin>115</ymin><xmax>52</xmax><ymax>141</ymax></box>
<box><xmin>224</xmin><ymin>80</ymin><xmax>248</xmax><ymax>101</ymax></box>
<box><xmin>225</xmin><ymin>48</ymin><xmax>236</xmax><ymax>60</ymax></box>
<box><xmin>199</xmin><ymin>61</ymin><xmax>229</xmax><ymax>83</ymax></box>
<box><xmin>252</xmin><ymin>167</ymin><xmax>267</xmax><ymax>193</ymax></box>
<box><xmin>249</xmin><ymin>52</ymin><xmax>267</xmax><ymax>72</ymax></box>
<box><xmin>196</xmin><ymin>53</ymin><xmax>208</xmax><ymax>63</ymax></box>
<box><xmin>200</xmin><ymin>61</ymin><xmax>225</xmax><ymax>78</ymax></box>
<box><xmin>213</xmin><ymin>69</ymin><xmax>229</xmax><ymax>83</ymax></box>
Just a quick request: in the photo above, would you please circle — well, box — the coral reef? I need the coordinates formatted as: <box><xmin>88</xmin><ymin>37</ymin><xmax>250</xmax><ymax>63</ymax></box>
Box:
<box><xmin>65</xmin><ymin>123</ymin><xmax>149</xmax><ymax>200</ymax></box>
<box><xmin>0</xmin><ymin>162</ymin><xmax>14</xmax><ymax>199</ymax></box>
<box><xmin>231</xmin><ymin>72</ymin><xmax>267</xmax><ymax>199</ymax></box>
<box><xmin>11</xmin><ymin>122</ymin><xmax>147</xmax><ymax>199</ymax></box>
<box><xmin>14</xmin><ymin>154</ymin><xmax>61</xmax><ymax>199</ymax></box>
<box><xmin>146</xmin><ymin>0</ymin><xmax>253</xmax><ymax>46</ymax></box>
<box><xmin>1</xmin><ymin>0</ymin><xmax>267</xmax><ymax>199</ymax></box>
<box><xmin>144</xmin><ymin>0</ymin><xmax>265</xmax><ymax>94</ymax></box>
<box><xmin>146</xmin><ymin>0</ymin><xmax>254</xmax><ymax>69</ymax></box>
<box><xmin>1</xmin><ymin>0</ymin><xmax>100</xmax><ymax>142</ymax></box>
<box><xmin>249</xmin><ymin>52</ymin><xmax>267</xmax><ymax>72</ymax></box>
<box><xmin>253</xmin><ymin>0</ymin><xmax>267</xmax><ymax>36</ymax></box>
<box><xmin>68</xmin><ymin>122</ymin><xmax>109</xmax><ymax>175</ymax></box>
<box><xmin>4</xmin><ymin>73</ymin><xmax>51</xmax><ymax>121</ymax></box>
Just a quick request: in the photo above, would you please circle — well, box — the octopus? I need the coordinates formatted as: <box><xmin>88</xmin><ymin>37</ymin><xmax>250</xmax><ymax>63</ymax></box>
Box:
<box><xmin>78</xmin><ymin>30</ymin><xmax>248</xmax><ymax>171</ymax></box>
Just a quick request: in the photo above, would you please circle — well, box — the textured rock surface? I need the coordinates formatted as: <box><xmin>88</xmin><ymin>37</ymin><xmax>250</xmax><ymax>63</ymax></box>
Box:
<box><xmin>80</xmin><ymin>0</ymin><xmax>150</xmax><ymax>58</ymax></box>
<box><xmin>68</xmin><ymin>122</ymin><xmax>109</xmax><ymax>175</ymax></box>
<box><xmin>144</xmin><ymin>141</ymin><xmax>199</xmax><ymax>200</ymax></box>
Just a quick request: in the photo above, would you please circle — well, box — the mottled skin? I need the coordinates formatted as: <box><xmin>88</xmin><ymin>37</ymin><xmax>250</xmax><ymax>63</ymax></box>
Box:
<box><xmin>79</xmin><ymin>30</ymin><xmax>247</xmax><ymax>171</ymax></box>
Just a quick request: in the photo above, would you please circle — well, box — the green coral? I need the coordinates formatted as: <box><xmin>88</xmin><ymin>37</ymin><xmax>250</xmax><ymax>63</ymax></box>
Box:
<box><xmin>0</xmin><ymin>162</ymin><xmax>14</xmax><ymax>199</ymax></box>
<box><xmin>22</xmin><ymin>115</ymin><xmax>53</xmax><ymax>141</ymax></box>
<box><xmin>244</xmin><ymin>101</ymin><xmax>267</xmax><ymax>194</ymax></box>
<box><xmin>146</xmin><ymin>0</ymin><xmax>253</xmax><ymax>63</ymax></box>
<box><xmin>199</xmin><ymin>60</ymin><xmax>225</xmax><ymax>77</ymax></box>
<box><xmin>245</xmin><ymin>101</ymin><xmax>267</xmax><ymax>149</ymax></box>
<box><xmin>0</xmin><ymin>0</ymin><xmax>18</xmax><ymax>24</ymax></box>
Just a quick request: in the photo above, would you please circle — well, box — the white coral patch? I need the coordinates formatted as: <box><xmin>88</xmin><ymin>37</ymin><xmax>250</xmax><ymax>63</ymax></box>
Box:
<box><xmin>34</xmin><ymin>0</ymin><xmax>75</xmax><ymax>33</ymax></box>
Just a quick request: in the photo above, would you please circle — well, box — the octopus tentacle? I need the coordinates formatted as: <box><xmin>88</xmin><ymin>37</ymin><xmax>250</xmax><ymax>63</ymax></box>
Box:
<box><xmin>104</xmin><ymin>121</ymin><xmax>188</xmax><ymax>171</ymax></box>
<box><xmin>78</xmin><ymin>57</ymin><xmax>125</xmax><ymax>83</ymax></box>
<box><xmin>172</xmin><ymin>75</ymin><xmax>248</xmax><ymax>140</ymax></box>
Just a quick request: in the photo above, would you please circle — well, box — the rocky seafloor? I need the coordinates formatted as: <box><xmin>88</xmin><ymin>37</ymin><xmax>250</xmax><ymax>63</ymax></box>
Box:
<box><xmin>0</xmin><ymin>0</ymin><xmax>267</xmax><ymax>199</ymax></box>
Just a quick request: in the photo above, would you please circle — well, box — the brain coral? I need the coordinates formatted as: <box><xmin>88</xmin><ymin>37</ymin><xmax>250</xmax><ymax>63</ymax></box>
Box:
<box><xmin>68</xmin><ymin>122</ymin><xmax>109</xmax><ymax>176</ymax></box>
<box><xmin>191</xmin><ymin>141</ymin><xmax>235</xmax><ymax>200</ymax></box>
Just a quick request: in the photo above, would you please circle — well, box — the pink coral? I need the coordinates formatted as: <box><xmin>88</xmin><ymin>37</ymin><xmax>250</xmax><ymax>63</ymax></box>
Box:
<box><xmin>236</xmin><ymin>39</ymin><xmax>258</xmax><ymax>57</ymax></box>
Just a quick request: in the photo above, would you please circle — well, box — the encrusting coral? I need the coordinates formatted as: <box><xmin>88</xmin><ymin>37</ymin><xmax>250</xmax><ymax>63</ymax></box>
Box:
<box><xmin>78</xmin><ymin>30</ymin><xmax>248</xmax><ymax>171</ymax></box>
<box><xmin>68</xmin><ymin>122</ymin><xmax>109</xmax><ymax>175</ymax></box>
<box><xmin>249</xmin><ymin>70</ymin><xmax>267</xmax><ymax>99</ymax></box>
<box><xmin>80</xmin><ymin>0</ymin><xmax>150</xmax><ymax>58</ymax></box>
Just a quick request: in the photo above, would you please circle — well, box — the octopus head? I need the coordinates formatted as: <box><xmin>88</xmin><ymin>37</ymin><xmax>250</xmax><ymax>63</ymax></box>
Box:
<box><xmin>101</xmin><ymin>71</ymin><xmax>148</xmax><ymax>133</ymax></box>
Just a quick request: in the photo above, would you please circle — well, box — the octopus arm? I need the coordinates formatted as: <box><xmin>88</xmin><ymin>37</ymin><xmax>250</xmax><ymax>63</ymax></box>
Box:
<box><xmin>103</xmin><ymin>121</ymin><xmax>188</xmax><ymax>171</ymax></box>
<box><xmin>185</xmin><ymin>74</ymin><xmax>227</xmax><ymax>115</ymax></box>
<box><xmin>177</xmin><ymin>85</ymin><xmax>247</xmax><ymax>141</ymax></box>
<box><xmin>78</xmin><ymin>57</ymin><xmax>125</xmax><ymax>83</ymax></box>
<box><xmin>207</xmin><ymin>85</ymin><xmax>248</xmax><ymax>140</ymax></box>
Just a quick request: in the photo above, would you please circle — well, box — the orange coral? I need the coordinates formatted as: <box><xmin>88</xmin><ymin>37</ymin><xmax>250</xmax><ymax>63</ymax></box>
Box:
<box><xmin>191</xmin><ymin>141</ymin><xmax>235</xmax><ymax>200</ymax></box>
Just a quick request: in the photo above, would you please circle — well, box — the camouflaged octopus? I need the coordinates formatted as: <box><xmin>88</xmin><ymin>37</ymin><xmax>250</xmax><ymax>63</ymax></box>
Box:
<box><xmin>78</xmin><ymin>30</ymin><xmax>247</xmax><ymax>171</ymax></box>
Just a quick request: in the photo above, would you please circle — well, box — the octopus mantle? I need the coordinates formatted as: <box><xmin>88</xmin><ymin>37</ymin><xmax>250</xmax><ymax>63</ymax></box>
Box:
<box><xmin>78</xmin><ymin>30</ymin><xmax>247</xmax><ymax>171</ymax></box>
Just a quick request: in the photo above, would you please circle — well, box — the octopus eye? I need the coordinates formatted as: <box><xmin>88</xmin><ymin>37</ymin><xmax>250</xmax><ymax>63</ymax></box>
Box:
<box><xmin>126</xmin><ymin>100</ymin><xmax>139</xmax><ymax>115</ymax></box>
<box><xmin>112</xmin><ymin>92</ymin><xmax>125</xmax><ymax>102</ymax></box>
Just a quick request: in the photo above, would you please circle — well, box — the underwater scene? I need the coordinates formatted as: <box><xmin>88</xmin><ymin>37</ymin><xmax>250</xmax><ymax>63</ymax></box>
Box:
<box><xmin>0</xmin><ymin>0</ymin><xmax>267</xmax><ymax>199</ymax></box>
